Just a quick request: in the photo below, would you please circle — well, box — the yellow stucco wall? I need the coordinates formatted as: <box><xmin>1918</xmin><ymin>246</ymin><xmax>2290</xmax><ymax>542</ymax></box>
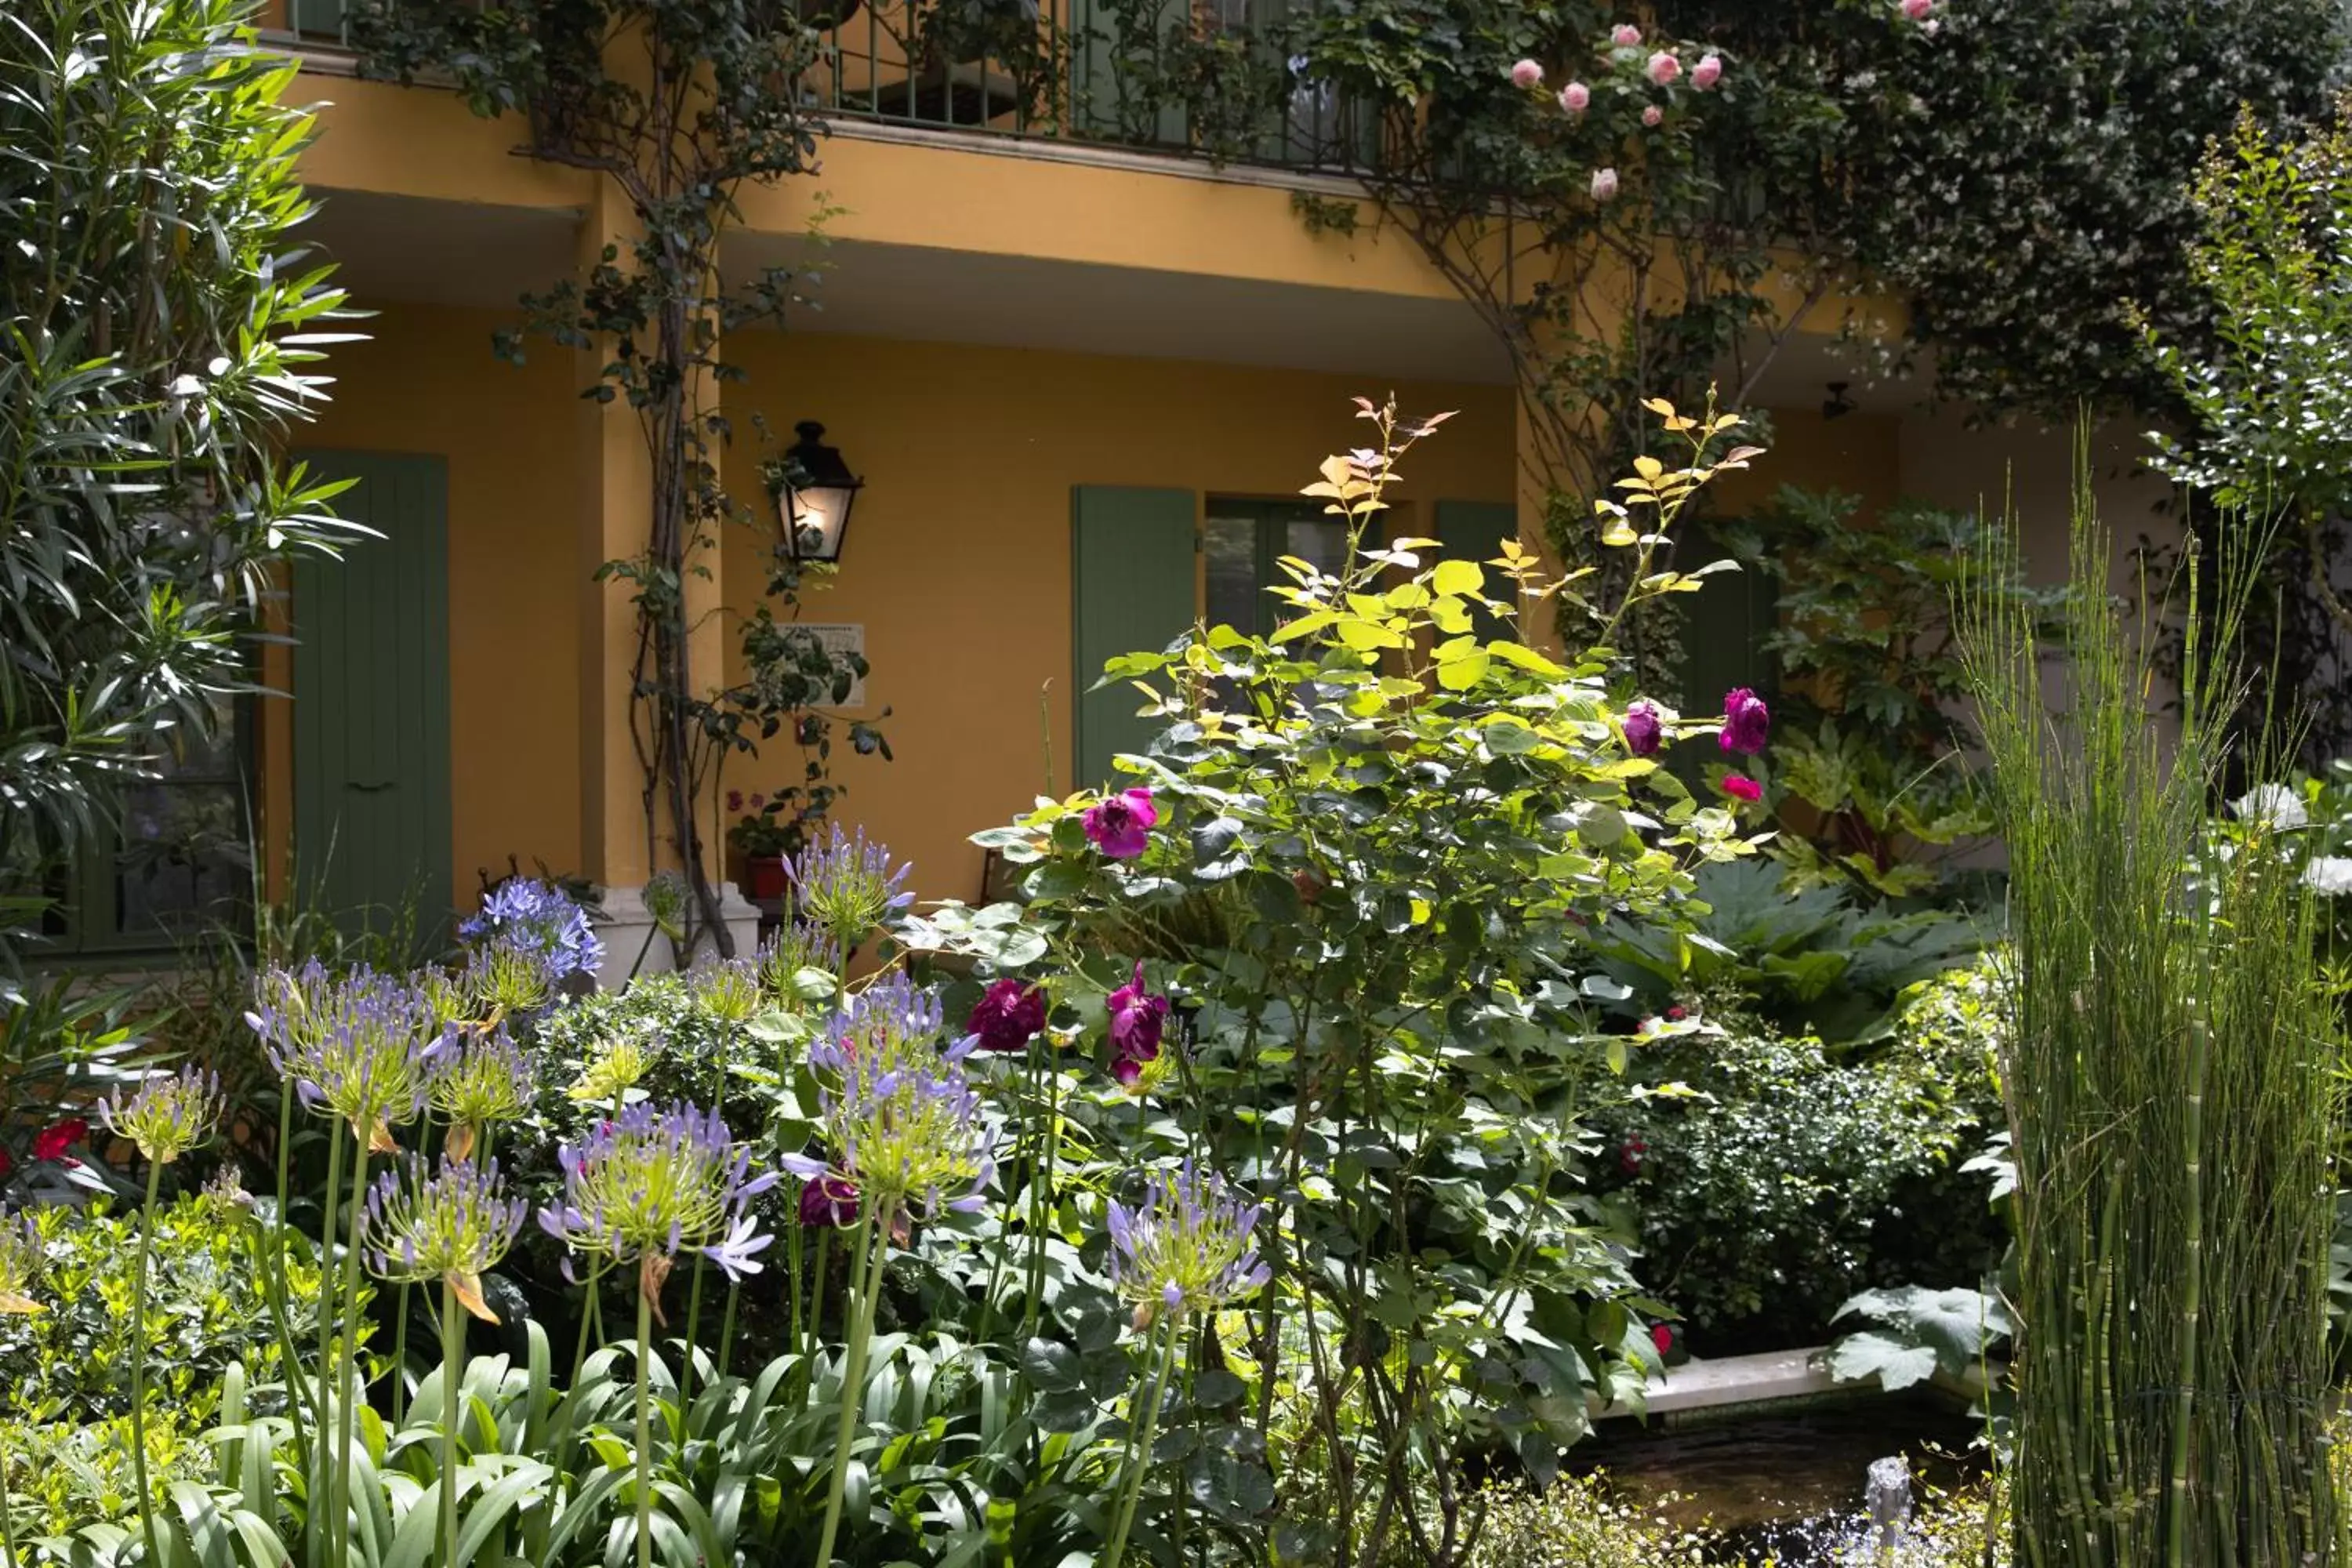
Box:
<box><xmin>260</xmin><ymin>303</ymin><xmax>586</xmax><ymax>905</ymax></box>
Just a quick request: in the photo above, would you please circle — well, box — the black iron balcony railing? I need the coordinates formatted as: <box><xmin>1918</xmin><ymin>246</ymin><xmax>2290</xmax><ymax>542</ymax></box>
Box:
<box><xmin>282</xmin><ymin>0</ymin><xmax>1380</xmax><ymax>177</ymax></box>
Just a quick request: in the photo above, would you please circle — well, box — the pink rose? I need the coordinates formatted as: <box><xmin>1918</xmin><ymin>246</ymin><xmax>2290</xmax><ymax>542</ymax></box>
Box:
<box><xmin>1590</xmin><ymin>166</ymin><xmax>1619</xmax><ymax>202</ymax></box>
<box><xmin>1559</xmin><ymin>80</ymin><xmax>1590</xmax><ymax>114</ymax></box>
<box><xmin>1642</xmin><ymin>104</ymin><xmax>1663</xmax><ymax>126</ymax></box>
<box><xmin>1610</xmin><ymin>23</ymin><xmax>1641</xmax><ymax>46</ymax></box>
<box><xmin>1692</xmin><ymin>53</ymin><xmax>1722</xmax><ymax>89</ymax></box>
<box><xmin>1509</xmin><ymin>57</ymin><xmax>1544</xmax><ymax>89</ymax></box>
<box><xmin>1646</xmin><ymin>50</ymin><xmax>1680</xmax><ymax>85</ymax></box>
<box><xmin>1722</xmin><ymin>774</ymin><xmax>1762</xmax><ymax>804</ymax></box>
<box><xmin>1900</xmin><ymin>0</ymin><xmax>1932</xmax><ymax>17</ymax></box>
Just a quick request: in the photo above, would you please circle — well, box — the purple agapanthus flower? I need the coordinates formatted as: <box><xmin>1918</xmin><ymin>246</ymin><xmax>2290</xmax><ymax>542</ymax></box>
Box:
<box><xmin>538</xmin><ymin>1101</ymin><xmax>777</xmax><ymax>1308</ymax></box>
<box><xmin>791</xmin><ymin>977</ymin><xmax>996</xmax><ymax>1224</ymax></box>
<box><xmin>460</xmin><ymin>878</ymin><xmax>604</xmax><ymax>985</ymax></box>
<box><xmin>363</xmin><ymin>1153</ymin><xmax>528</xmax><ymax>1321</ymax></box>
<box><xmin>967</xmin><ymin>979</ymin><xmax>1047</xmax><ymax>1053</ymax></box>
<box><xmin>247</xmin><ymin>963</ymin><xmax>450</xmax><ymax>1150</ymax></box>
<box><xmin>1622</xmin><ymin>699</ymin><xmax>1664</xmax><ymax>758</ymax></box>
<box><xmin>1083</xmin><ymin>788</ymin><xmax>1158</xmax><ymax>860</ymax></box>
<box><xmin>1105</xmin><ymin>1160</ymin><xmax>1271</xmax><ymax>1327</ymax></box>
<box><xmin>1719</xmin><ymin>688</ymin><xmax>1770</xmax><ymax>755</ymax></box>
<box><xmin>789</xmin><ymin>824</ymin><xmax>915</xmax><ymax>949</ymax></box>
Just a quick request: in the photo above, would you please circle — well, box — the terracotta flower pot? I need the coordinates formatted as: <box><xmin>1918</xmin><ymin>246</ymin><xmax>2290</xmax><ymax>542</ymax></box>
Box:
<box><xmin>748</xmin><ymin>855</ymin><xmax>790</xmax><ymax>901</ymax></box>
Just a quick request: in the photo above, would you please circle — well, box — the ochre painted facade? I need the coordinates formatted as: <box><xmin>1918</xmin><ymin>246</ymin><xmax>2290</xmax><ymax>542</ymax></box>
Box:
<box><xmin>255</xmin><ymin>45</ymin><xmax>1936</xmax><ymax>942</ymax></box>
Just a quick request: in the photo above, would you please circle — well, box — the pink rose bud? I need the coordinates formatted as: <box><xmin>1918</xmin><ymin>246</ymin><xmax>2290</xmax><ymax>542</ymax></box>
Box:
<box><xmin>1900</xmin><ymin>0</ymin><xmax>1931</xmax><ymax>16</ymax></box>
<box><xmin>1646</xmin><ymin>50</ymin><xmax>1681</xmax><ymax>85</ymax></box>
<box><xmin>1610</xmin><ymin>23</ymin><xmax>1642</xmax><ymax>45</ymax></box>
<box><xmin>1590</xmin><ymin>166</ymin><xmax>1619</xmax><ymax>201</ymax></box>
<box><xmin>1559</xmin><ymin>80</ymin><xmax>1590</xmax><ymax>114</ymax></box>
<box><xmin>1642</xmin><ymin>103</ymin><xmax>1663</xmax><ymax>125</ymax></box>
<box><xmin>1692</xmin><ymin>53</ymin><xmax>1722</xmax><ymax>89</ymax></box>
<box><xmin>1510</xmin><ymin>57</ymin><xmax>1544</xmax><ymax>88</ymax></box>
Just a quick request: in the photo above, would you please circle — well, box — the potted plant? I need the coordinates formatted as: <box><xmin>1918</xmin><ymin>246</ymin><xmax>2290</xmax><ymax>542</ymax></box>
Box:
<box><xmin>727</xmin><ymin>791</ymin><xmax>797</xmax><ymax>899</ymax></box>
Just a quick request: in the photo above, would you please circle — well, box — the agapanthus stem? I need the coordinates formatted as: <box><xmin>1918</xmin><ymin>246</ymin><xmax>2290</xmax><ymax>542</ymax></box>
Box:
<box><xmin>391</xmin><ymin>1281</ymin><xmax>411</xmax><ymax>1425</ymax></box>
<box><xmin>330</xmin><ymin>1131</ymin><xmax>371</xmax><ymax>1568</ymax></box>
<box><xmin>633</xmin><ymin>1283</ymin><xmax>655</xmax><ymax>1568</ymax></box>
<box><xmin>441</xmin><ymin>1276</ymin><xmax>463</xmax><ymax>1568</ymax></box>
<box><xmin>812</xmin><ymin>1204</ymin><xmax>888</xmax><ymax>1568</ymax></box>
<box><xmin>681</xmin><ymin>1252</ymin><xmax>706</xmax><ymax>1400</ymax></box>
<box><xmin>717</xmin><ymin>1279</ymin><xmax>740</xmax><ymax>1385</ymax></box>
<box><xmin>0</xmin><ymin>1421</ymin><xmax>20</xmax><ymax>1568</ymax></box>
<box><xmin>247</xmin><ymin>1222</ymin><xmax>312</xmax><ymax>1483</ymax></box>
<box><xmin>271</xmin><ymin>1075</ymin><xmax>322</xmax><ymax>1441</ymax></box>
<box><xmin>1101</xmin><ymin>1315</ymin><xmax>1183</xmax><ymax>1568</ymax></box>
<box><xmin>314</xmin><ymin>1120</ymin><xmax>346</xmax><ymax>1428</ymax></box>
<box><xmin>128</xmin><ymin>1159</ymin><xmax>165</xmax><ymax>1568</ymax></box>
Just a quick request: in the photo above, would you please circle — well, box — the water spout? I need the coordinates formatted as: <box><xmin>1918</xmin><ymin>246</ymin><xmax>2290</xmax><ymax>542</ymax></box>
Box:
<box><xmin>1864</xmin><ymin>1455</ymin><xmax>1911</xmax><ymax>1563</ymax></box>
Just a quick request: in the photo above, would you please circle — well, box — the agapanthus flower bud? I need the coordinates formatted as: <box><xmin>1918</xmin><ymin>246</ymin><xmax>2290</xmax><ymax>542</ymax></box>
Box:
<box><xmin>539</xmin><ymin>1102</ymin><xmax>776</xmax><ymax>1313</ymax></box>
<box><xmin>0</xmin><ymin>1210</ymin><xmax>42</xmax><ymax>1315</ymax></box>
<box><xmin>1105</xmin><ymin>1161</ymin><xmax>1270</xmax><ymax>1329</ymax></box>
<box><xmin>757</xmin><ymin>921</ymin><xmax>844</xmax><ymax>1002</ymax></box>
<box><xmin>689</xmin><ymin>957</ymin><xmax>764</xmax><ymax>1025</ymax></box>
<box><xmin>967</xmin><ymin>978</ymin><xmax>1047</xmax><ymax>1053</ymax></box>
<box><xmin>1083</xmin><ymin>788</ymin><xmax>1158</xmax><ymax>860</ymax></box>
<box><xmin>460</xmin><ymin>878</ymin><xmax>603</xmax><ymax>985</ymax></box>
<box><xmin>247</xmin><ymin>964</ymin><xmax>449</xmax><ymax>1152</ymax></box>
<box><xmin>430</xmin><ymin>1027</ymin><xmax>534</xmax><ymax>1161</ymax></box>
<box><xmin>1720</xmin><ymin>687</ymin><xmax>1770</xmax><ymax>754</ymax></box>
<box><xmin>364</xmin><ymin>1153</ymin><xmax>528</xmax><ymax>1322</ymax></box>
<box><xmin>1622</xmin><ymin>699</ymin><xmax>1664</xmax><ymax>757</ymax></box>
<box><xmin>462</xmin><ymin>942</ymin><xmax>553</xmax><ymax>1022</ymax></box>
<box><xmin>789</xmin><ymin>824</ymin><xmax>914</xmax><ymax>950</ymax></box>
<box><xmin>568</xmin><ymin>1037</ymin><xmax>655</xmax><ymax>1106</ymax></box>
<box><xmin>101</xmin><ymin>1065</ymin><xmax>223</xmax><ymax>1167</ymax></box>
<box><xmin>794</xmin><ymin>978</ymin><xmax>995</xmax><ymax>1222</ymax></box>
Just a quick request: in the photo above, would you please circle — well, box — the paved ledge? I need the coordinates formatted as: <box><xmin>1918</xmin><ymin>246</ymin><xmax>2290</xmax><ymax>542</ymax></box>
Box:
<box><xmin>1592</xmin><ymin>1346</ymin><xmax>1994</xmax><ymax>1428</ymax></box>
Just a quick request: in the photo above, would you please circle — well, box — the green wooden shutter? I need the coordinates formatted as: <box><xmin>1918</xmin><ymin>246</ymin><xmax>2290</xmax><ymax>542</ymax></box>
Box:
<box><xmin>291</xmin><ymin>452</ymin><xmax>453</xmax><ymax>948</ymax></box>
<box><xmin>1072</xmin><ymin>485</ymin><xmax>1196</xmax><ymax>791</ymax></box>
<box><xmin>1435</xmin><ymin>499</ymin><xmax>1515</xmax><ymax>641</ymax></box>
<box><xmin>1677</xmin><ymin>519</ymin><xmax>1777</xmax><ymax>710</ymax></box>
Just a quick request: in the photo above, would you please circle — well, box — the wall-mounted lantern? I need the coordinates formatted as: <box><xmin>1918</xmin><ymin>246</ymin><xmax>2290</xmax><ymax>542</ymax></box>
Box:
<box><xmin>776</xmin><ymin>420</ymin><xmax>863</xmax><ymax>564</ymax></box>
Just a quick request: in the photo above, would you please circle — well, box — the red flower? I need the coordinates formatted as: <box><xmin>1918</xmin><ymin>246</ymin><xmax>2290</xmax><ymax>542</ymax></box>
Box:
<box><xmin>1722</xmin><ymin>774</ymin><xmax>1762</xmax><ymax>803</ymax></box>
<box><xmin>727</xmin><ymin>789</ymin><xmax>745</xmax><ymax>813</ymax></box>
<box><xmin>1619</xmin><ymin>1136</ymin><xmax>1648</xmax><ymax>1174</ymax></box>
<box><xmin>1650</xmin><ymin>1322</ymin><xmax>1675</xmax><ymax>1356</ymax></box>
<box><xmin>1665</xmin><ymin>1005</ymin><xmax>1686</xmax><ymax>1022</ymax></box>
<box><xmin>31</xmin><ymin>1118</ymin><xmax>86</xmax><ymax>1163</ymax></box>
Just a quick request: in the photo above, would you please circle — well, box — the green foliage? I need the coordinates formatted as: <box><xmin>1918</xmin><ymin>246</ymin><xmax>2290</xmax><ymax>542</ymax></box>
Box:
<box><xmin>1599</xmin><ymin>971</ymin><xmax>2004</xmax><ymax>1348</ymax></box>
<box><xmin>1459</xmin><ymin>1476</ymin><xmax>1713</xmax><ymax>1567</ymax></box>
<box><xmin>909</xmin><ymin>400</ymin><xmax>1767</xmax><ymax>1564</ymax></box>
<box><xmin>1963</xmin><ymin>477</ymin><xmax>2345</xmax><ymax>1559</ymax></box>
<box><xmin>1595</xmin><ymin>858</ymin><xmax>1987</xmax><ymax>1043</ymax></box>
<box><xmin>0</xmin><ymin>1187</ymin><xmax>339</xmax><ymax>1428</ymax></box>
<box><xmin>1825</xmin><ymin>1283</ymin><xmax>2010</xmax><ymax>1396</ymax></box>
<box><xmin>2150</xmin><ymin>105</ymin><xmax>2352</xmax><ymax>762</ymax></box>
<box><xmin>0</xmin><ymin>1409</ymin><xmax>216</xmax><ymax>1541</ymax></box>
<box><xmin>1718</xmin><ymin>488</ymin><xmax>2063</xmax><ymax>896</ymax></box>
<box><xmin>0</xmin><ymin>0</ymin><xmax>359</xmax><ymax>968</ymax></box>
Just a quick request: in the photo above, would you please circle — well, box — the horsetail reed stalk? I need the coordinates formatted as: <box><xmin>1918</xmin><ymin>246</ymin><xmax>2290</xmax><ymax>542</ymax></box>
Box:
<box><xmin>1961</xmin><ymin>469</ymin><xmax>2343</xmax><ymax>1566</ymax></box>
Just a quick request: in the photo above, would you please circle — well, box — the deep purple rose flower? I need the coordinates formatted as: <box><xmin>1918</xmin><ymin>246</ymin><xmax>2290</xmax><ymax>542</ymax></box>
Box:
<box><xmin>1720</xmin><ymin>688</ymin><xmax>1769</xmax><ymax>755</ymax></box>
<box><xmin>1622</xmin><ymin>699</ymin><xmax>1663</xmax><ymax>758</ymax></box>
<box><xmin>798</xmin><ymin>1171</ymin><xmax>861</xmax><ymax>1229</ymax></box>
<box><xmin>1722</xmin><ymin>773</ymin><xmax>1762</xmax><ymax>803</ymax></box>
<box><xmin>1083</xmin><ymin>787</ymin><xmax>1158</xmax><ymax>860</ymax></box>
<box><xmin>968</xmin><ymin>978</ymin><xmax>1047</xmax><ymax>1053</ymax></box>
<box><xmin>1108</xmin><ymin>963</ymin><xmax>1170</xmax><ymax>1065</ymax></box>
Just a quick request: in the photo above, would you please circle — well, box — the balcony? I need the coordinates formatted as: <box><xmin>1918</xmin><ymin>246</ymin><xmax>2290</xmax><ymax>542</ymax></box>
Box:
<box><xmin>279</xmin><ymin>0</ymin><xmax>1381</xmax><ymax>178</ymax></box>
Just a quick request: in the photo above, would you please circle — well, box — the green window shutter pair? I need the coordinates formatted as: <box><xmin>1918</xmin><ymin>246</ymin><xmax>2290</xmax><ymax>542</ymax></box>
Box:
<box><xmin>1675</xmin><ymin>520</ymin><xmax>1778</xmax><ymax>712</ymax></box>
<box><xmin>1070</xmin><ymin>486</ymin><xmax>1195</xmax><ymax>793</ymax></box>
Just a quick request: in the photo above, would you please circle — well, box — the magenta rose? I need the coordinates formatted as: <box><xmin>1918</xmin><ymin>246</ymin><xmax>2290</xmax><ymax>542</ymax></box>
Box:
<box><xmin>1083</xmin><ymin>787</ymin><xmax>1159</xmax><ymax>859</ymax></box>
<box><xmin>968</xmin><ymin>978</ymin><xmax>1047</xmax><ymax>1053</ymax></box>
<box><xmin>798</xmin><ymin>1171</ymin><xmax>860</xmax><ymax>1229</ymax></box>
<box><xmin>1622</xmin><ymin>699</ymin><xmax>1664</xmax><ymax>757</ymax></box>
<box><xmin>1107</xmin><ymin>961</ymin><xmax>1170</xmax><ymax>1084</ymax></box>
<box><xmin>1719</xmin><ymin>688</ymin><xmax>1770</xmax><ymax>755</ymax></box>
<box><xmin>1722</xmin><ymin>774</ymin><xmax>1762</xmax><ymax>803</ymax></box>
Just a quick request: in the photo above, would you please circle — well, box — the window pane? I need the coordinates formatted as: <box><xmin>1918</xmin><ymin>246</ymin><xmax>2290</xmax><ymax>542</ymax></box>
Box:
<box><xmin>160</xmin><ymin>695</ymin><xmax>241</xmax><ymax>781</ymax></box>
<box><xmin>1203</xmin><ymin>513</ymin><xmax>1258</xmax><ymax>633</ymax></box>
<box><xmin>113</xmin><ymin>782</ymin><xmax>249</xmax><ymax>942</ymax></box>
<box><xmin>1283</xmin><ymin>516</ymin><xmax>1348</xmax><ymax>583</ymax></box>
